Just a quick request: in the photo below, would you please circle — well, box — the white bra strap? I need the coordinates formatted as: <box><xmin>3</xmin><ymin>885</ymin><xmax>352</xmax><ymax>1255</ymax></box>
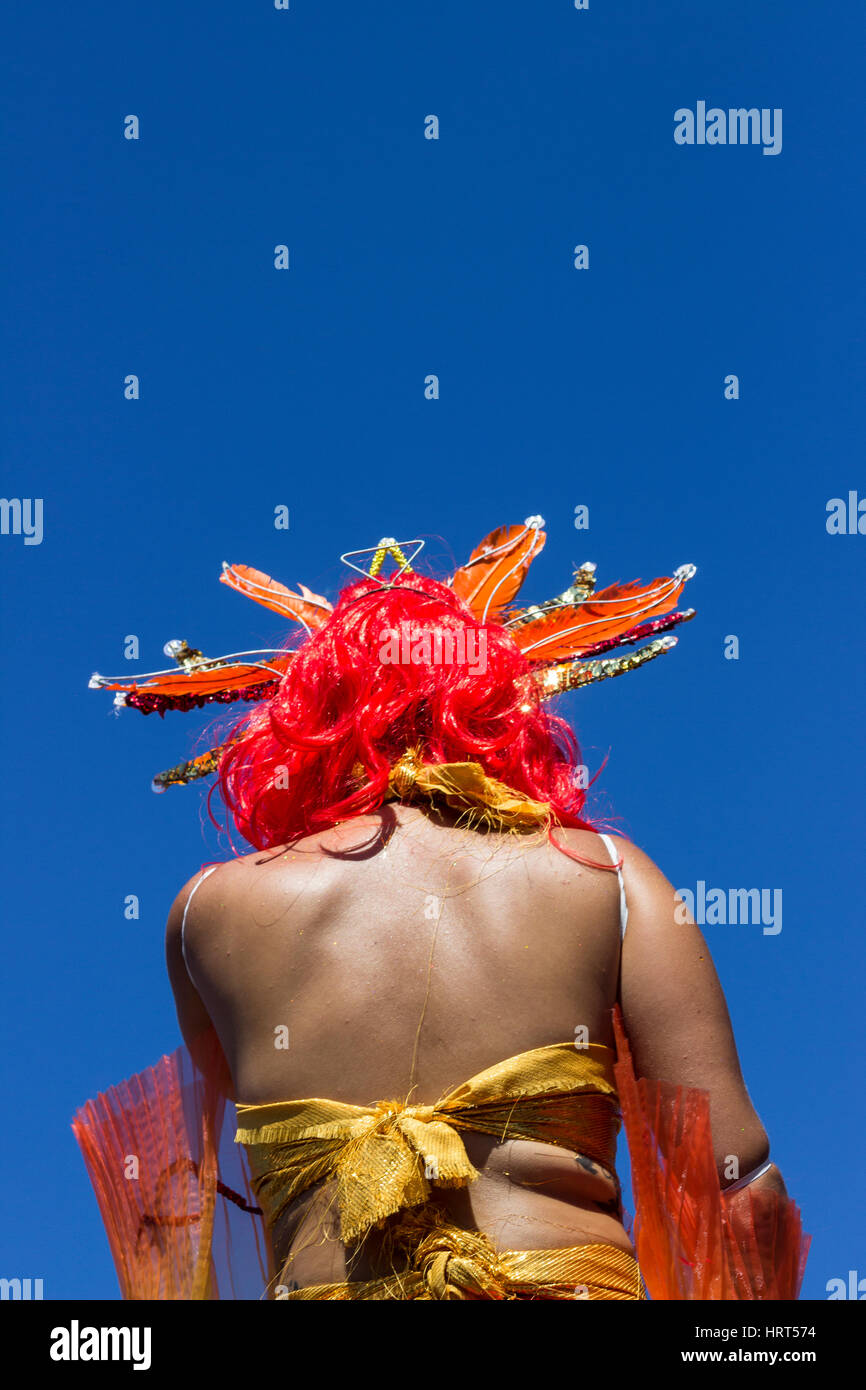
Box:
<box><xmin>598</xmin><ymin>833</ymin><xmax>628</xmax><ymax>940</ymax></box>
<box><xmin>181</xmin><ymin>865</ymin><xmax>219</xmax><ymax>967</ymax></box>
<box><xmin>723</xmin><ymin>1158</ymin><xmax>773</xmax><ymax>1193</ymax></box>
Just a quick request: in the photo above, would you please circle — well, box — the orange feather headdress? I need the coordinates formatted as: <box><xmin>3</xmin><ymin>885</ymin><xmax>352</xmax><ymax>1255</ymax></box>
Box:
<box><xmin>88</xmin><ymin>517</ymin><xmax>696</xmax><ymax>790</ymax></box>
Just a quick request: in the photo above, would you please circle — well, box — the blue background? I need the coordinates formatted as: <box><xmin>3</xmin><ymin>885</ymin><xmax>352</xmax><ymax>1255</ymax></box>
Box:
<box><xmin>1</xmin><ymin>1</ymin><xmax>863</xmax><ymax>1300</ymax></box>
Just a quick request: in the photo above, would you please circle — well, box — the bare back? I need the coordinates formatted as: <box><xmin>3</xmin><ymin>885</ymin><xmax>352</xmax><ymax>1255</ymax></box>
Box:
<box><xmin>183</xmin><ymin>807</ymin><xmax>623</xmax><ymax>1100</ymax></box>
<box><xmin>167</xmin><ymin>804</ymin><xmax>784</xmax><ymax>1287</ymax></box>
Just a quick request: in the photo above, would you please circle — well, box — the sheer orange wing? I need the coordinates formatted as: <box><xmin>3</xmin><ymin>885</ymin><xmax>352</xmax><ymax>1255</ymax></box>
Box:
<box><xmin>612</xmin><ymin>1006</ymin><xmax>810</xmax><ymax>1300</ymax></box>
<box><xmin>71</xmin><ymin>1028</ymin><xmax>270</xmax><ymax>1300</ymax></box>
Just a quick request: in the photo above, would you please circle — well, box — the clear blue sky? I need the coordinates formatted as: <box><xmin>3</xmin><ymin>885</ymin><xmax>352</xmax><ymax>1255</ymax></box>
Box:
<box><xmin>1</xmin><ymin>2</ymin><xmax>863</xmax><ymax>1300</ymax></box>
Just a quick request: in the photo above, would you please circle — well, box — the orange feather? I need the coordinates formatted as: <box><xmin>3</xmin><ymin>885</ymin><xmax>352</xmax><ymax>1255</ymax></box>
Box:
<box><xmin>513</xmin><ymin>574</ymin><xmax>687</xmax><ymax>660</ymax></box>
<box><xmin>97</xmin><ymin>655</ymin><xmax>292</xmax><ymax>699</ymax></box>
<box><xmin>450</xmin><ymin>523</ymin><xmax>546</xmax><ymax>622</ymax></box>
<box><xmin>220</xmin><ymin>563</ymin><xmax>333</xmax><ymax>631</ymax></box>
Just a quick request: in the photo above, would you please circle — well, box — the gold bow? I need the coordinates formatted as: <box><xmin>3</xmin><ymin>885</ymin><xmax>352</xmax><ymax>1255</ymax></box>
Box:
<box><xmin>236</xmin><ymin>1095</ymin><xmax>478</xmax><ymax>1244</ymax></box>
<box><xmin>384</xmin><ymin>745</ymin><xmax>553</xmax><ymax>832</ymax></box>
<box><xmin>235</xmin><ymin>1042</ymin><xmax>621</xmax><ymax>1246</ymax></box>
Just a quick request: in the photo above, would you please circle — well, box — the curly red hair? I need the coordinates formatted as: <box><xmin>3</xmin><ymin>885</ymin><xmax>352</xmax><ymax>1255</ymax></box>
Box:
<box><xmin>213</xmin><ymin>572</ymin><xmax>602</xmax><ymax>852</ymax></box>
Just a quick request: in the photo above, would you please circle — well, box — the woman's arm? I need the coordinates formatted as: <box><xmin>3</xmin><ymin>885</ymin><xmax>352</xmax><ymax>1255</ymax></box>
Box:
<box><xmin>614</xmin><ymin>836</ymin><xmax>786</xmax><ymax>1197</ymax></box>
<box><xmin>165</xmin><ymin>870</ymin><xmax>235</xmax><ymax>1099</ymax></box>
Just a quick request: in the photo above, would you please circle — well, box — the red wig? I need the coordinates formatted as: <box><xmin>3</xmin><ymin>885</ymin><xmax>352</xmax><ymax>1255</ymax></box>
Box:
<box><xmin>214</xmin><ymin>572</ymin><xmax>602</xmax><ymax>852</ymax></box>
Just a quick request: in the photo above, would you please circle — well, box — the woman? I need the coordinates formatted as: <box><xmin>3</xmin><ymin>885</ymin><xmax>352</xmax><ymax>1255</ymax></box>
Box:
<box><xmin>76</xmin><ymin>523</ymin><xmax>808</xmax><ymax>1299</ymax></box>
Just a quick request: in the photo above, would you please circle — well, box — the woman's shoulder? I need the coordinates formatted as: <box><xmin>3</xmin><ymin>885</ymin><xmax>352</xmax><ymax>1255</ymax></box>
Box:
<box><xmin>167</xmin><ymin>853</ymin><xmax>258</xmax><ymax>930</ymax></box>
<box><xmin>169</xmin><ymin>840</ymin><xmax>329</xmax><ymax>920</ymax></box>
<box><xmin>585</xmin><ymin>830</ymin><xmax>665</xmax><ymax>876</ymax></box>
<box><xmin>551</xmin><ymin>828</ymin><xmax>670</xmax><ymax>897</ymax></box>
<box><xmin>548</xmin><ymin>825</ymin><xmax>633</xmax><ymax>866</ymax></box>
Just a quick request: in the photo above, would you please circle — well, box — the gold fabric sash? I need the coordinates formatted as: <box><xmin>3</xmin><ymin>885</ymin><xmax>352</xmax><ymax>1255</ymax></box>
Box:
<box><xmin>235</xmin><ymin>1043</ymin><xmax>620</xmax><ymax>1244</ymax></box>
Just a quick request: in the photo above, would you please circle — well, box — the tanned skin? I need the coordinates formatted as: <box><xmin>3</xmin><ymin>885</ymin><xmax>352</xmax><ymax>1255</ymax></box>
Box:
<box><xmin>166</xmin><ymin>804</ymin><xmax>787</xmax><ymax>1288</ymax></box>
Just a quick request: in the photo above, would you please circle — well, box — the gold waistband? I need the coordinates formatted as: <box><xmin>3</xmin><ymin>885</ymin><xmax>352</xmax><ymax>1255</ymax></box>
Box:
<box><xmin>235</xmin><ymin>1043</ymin><xmax>620</xmax><ymax>1244</ymax></box>
<box><xmin>274</xmin><ymin>1213</ymin><xmax>644</xmax><ymax>1301</ymax></box>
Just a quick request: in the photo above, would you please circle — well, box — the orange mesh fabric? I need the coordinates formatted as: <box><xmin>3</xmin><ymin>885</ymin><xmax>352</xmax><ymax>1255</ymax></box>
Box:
<box><xmin>611</xmin><ymin>1005</ymin><xmax>810</xmax><ymax>1299</ymax></box>
<box><xmin>72</xmin><ymin>1028</ymin><xmax>269</xmax><ymax>1300</ymax></box>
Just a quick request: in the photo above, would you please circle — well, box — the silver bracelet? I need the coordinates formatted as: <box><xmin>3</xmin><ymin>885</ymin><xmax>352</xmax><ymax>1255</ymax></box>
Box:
<box><xmin>724</xmin><ymin>1158</ymin><xmax>773</xmax><ymax>1193</ymax></box>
